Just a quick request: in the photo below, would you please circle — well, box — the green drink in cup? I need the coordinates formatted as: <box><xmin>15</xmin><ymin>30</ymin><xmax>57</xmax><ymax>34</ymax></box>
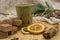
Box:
<box><xmin>16</xmin><ymin>4</ymin><xmax>34</xmax><ymax>27</ymax></box>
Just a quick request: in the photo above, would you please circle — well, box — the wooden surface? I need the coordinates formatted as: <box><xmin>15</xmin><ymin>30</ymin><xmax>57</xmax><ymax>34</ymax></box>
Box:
<box><xmin>0</xmin><ymin>22</ymin><xmax>60</xmax><ymax>40</ymax></box>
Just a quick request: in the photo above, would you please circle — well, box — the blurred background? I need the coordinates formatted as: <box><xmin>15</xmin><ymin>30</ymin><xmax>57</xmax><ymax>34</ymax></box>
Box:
<box><xmin>0</xmin><ymin>0</ymin><xmax>60</xmax><ymax>14</ymax></box>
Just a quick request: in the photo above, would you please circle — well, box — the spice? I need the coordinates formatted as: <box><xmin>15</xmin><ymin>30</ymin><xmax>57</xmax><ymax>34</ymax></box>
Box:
<box><xmin>43</xmin><ymin>26</ymin><xmax>59</xmax><ymax>39</ymax></box>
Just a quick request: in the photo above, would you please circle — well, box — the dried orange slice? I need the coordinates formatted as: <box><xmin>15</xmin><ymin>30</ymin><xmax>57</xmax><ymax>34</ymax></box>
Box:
<box><xmin>27</xmin><ymin>23</ymin><xmax>45</xmax><ymax>34</ymax></box>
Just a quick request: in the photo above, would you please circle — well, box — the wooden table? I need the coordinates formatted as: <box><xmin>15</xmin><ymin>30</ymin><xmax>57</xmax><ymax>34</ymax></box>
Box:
<box><xmin>0</xmin><ymin>22</ymin><xmax>60</xmax><ymax>40</ymax></box>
